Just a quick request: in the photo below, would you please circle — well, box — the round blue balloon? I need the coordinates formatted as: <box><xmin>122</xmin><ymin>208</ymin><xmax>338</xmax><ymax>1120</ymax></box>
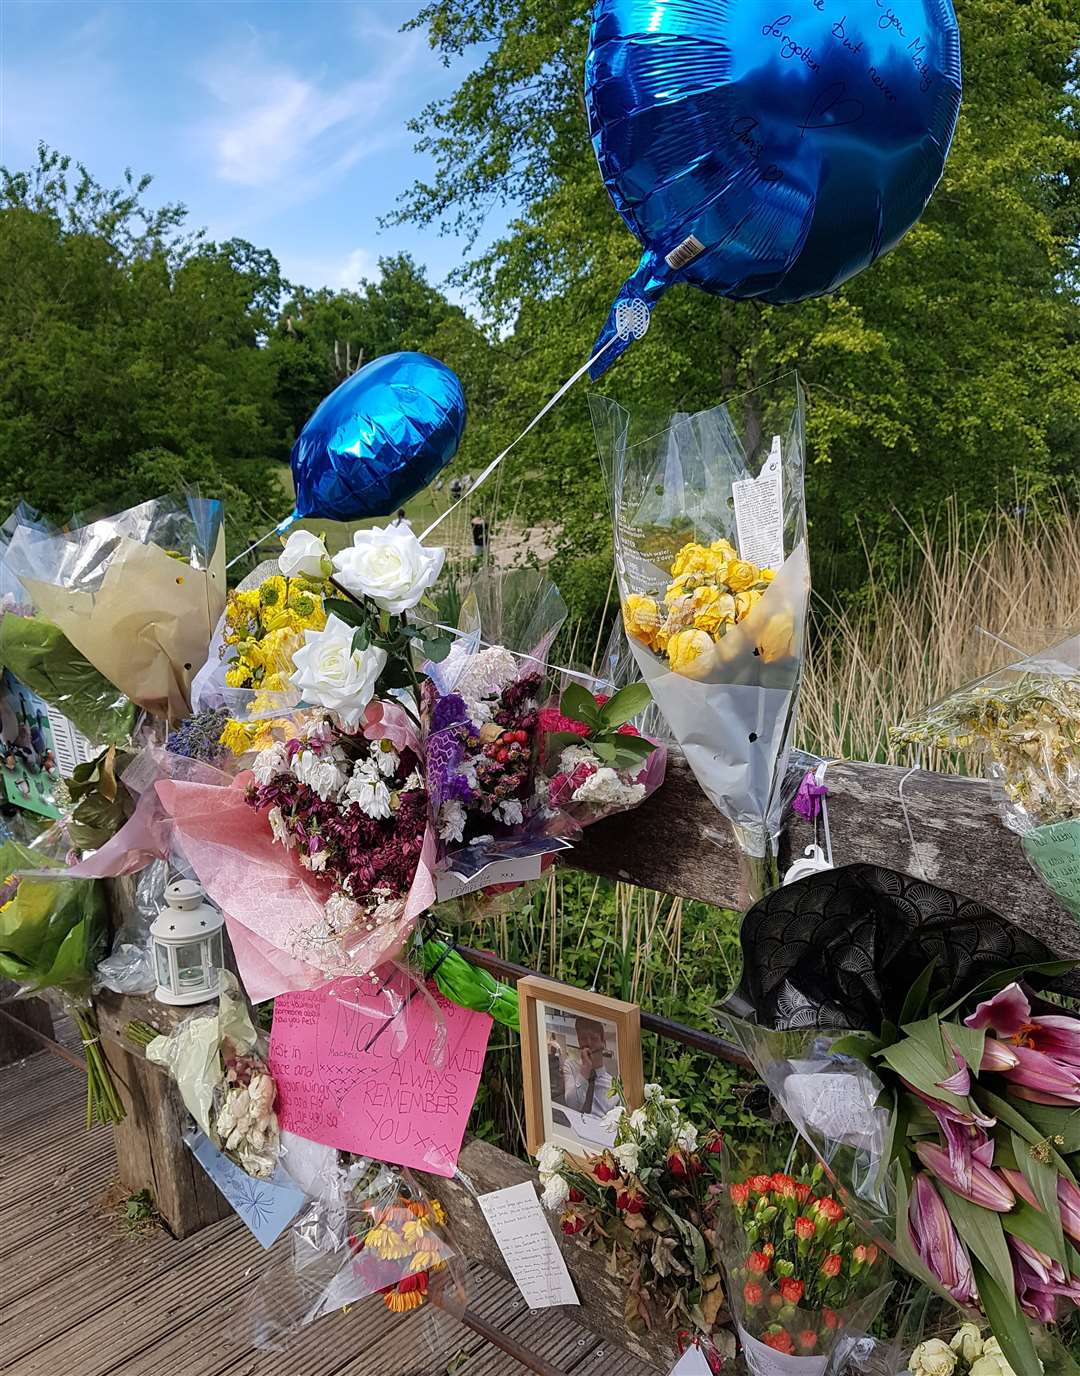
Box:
<box><xmin>289</xmin><ymin>351</ymin><xmax>467</xmax><ymax>523</ymax></box>
<box><xmin>586</xmin><ymin>0</ymin><xmax>962</xmax><ymax>375</ymax></box>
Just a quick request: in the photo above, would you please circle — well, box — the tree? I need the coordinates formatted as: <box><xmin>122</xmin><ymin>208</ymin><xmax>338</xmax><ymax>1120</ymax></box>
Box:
<box><xmin>393</xmin><ymin>0</ymin><xmax>1080</xmax><ymax>618</ymax></box>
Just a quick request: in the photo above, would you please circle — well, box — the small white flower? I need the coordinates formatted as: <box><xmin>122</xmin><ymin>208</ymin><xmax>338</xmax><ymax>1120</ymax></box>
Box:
<box><xmin>290</xmin><ymin>614</ymin><xmax>387</xmax><ymax>729</ymax></box>
<box><xmin>402</xmin><ymin>767</ymin><xmax>423</xmax><ymax>792</ymax></box>
<box><xmin>540</xmin><ymin>1174</ymin><xmax>570</xmax><ymax>1212</ymax></box>
<box><xmin>676</xmin><ymin>1123</ymin><xmax>698</xmax><ymax>1154</ymax></box>
<box><xmin>267</xmin><ymin>806</ymin><xmax>294</xmax><ymax>849</ymax></box>
<box><xmin>537</xmin><ymin>1142</ymin><xmax>566</xmax><ymax>1177</ymax></box>
<box><xmin>332</xmin><ymin>525</ymin><xmax>445</xmax><ymax>615</ymax></box>
<box><xmin>292</xmin><ymin>747</ymin><xmax>346</xmax><ymax>801</ymax></box>
<box><xmin>325</xmin><ymin>891</ymin><xmax>362</xmax><ymax>933</ymax></box>
<box><xmin>252</xmin><ymin>741</ymin><xmax>288</xmax><ymax>786</ymax></box>
<box><xmin>343</xmin><ymin>758</ymin><xmax>392</xmax><ymax>819</ymax></box>
<box><xmin>373</xmin><ymin>742</ymin><xmax>399</xmax><ymax>777</ymax></box>
<box><xmin>495</xmin><ymin>798</ymin><xmax>523</xmax><ymax>827</ymax></box>
<box><xmin>628</xmin><ymin>1108</ymin><xmax>649</xmax><ymax>1133</ymax></box>
<box><xmin>644</xmin><ymin>1084</ymin><xmax>665</xmax><ymax>1104</ymax></box>
<box><xmin>571</xmin><ymin>767</ymin><xmax>645</xmax><ymax>809</ymax></box>
<box><xmin>614</xmin><ymin>1142</ymin><xmax>639</xmax><ymax>1176</ymax></box>
<box><xmin>438</xmin><ymin>799</ymin><xmax>466</xmax><ymax>843</ymax></box>
<box><xmin>278</xmin><ymin>529</ymin><xmax>329</xmax><ymax>579</ymax></box>
<box><xmin>559</xmin><ymin>743</ymin><xmax>599</xmax><ymax>773</ymax></box>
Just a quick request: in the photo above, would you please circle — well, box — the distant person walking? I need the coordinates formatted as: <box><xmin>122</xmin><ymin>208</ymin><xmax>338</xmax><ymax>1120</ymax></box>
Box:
<box><xmin>471</xmin><ymin>516</ymin><xmax>489</xmax><ymax>561</ymax></box>
<box><xmin>449</xmin><ymin>477</ymin><xmax>463</xmax><ymax>501</ymax></box>
<box><xmin>390</xmin><ymin>509</ymin><xmax>412</xmax><ymax>529</ymax></box>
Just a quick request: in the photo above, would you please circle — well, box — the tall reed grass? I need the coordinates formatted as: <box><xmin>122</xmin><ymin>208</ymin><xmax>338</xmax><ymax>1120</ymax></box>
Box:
<box><xmin>799</xmin><ymin>489</ymin><xmax>1080</xmax><ymax>768</ymax></box>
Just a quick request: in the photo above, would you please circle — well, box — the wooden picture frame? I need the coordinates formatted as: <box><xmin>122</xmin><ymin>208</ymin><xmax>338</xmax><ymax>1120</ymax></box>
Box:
<box><xmin>517</xmin><ymin>975</ymin><xmax>644</xmax><ymax>1160</ymax></box>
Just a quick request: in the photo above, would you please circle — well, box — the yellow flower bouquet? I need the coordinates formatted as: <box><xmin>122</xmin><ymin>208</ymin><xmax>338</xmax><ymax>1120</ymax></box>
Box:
<box><xmin>593</xmin><ymin>378</ymin><xmax>810</xmax><ymax>894</ymax></box>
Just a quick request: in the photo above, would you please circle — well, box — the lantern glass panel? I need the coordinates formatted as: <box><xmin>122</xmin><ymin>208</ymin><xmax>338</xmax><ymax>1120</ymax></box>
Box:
<box><xmin>208</xmin><ymin>929</ymin><xmax>224</xmax><ymax>970</ymax></box>
<box><xmin>155</xmin><ymin>944</ymin><xmax>171</xmax><ymax>988</ymax></box>
<box><xmin>176</xmin><ymin>941</ymin><xmax>208</xmax><ymax>993</ymax></box>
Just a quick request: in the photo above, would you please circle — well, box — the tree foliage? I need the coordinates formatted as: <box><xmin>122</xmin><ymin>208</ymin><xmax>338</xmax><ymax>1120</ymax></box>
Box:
<box><xmin>394</xmin><ymin>0</ymin><xmax>1080</xmax><ymax>613</ymax></box>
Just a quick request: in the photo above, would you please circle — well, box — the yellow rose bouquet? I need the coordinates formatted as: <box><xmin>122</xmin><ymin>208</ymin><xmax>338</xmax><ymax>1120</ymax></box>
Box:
<box><xmin>592</xmin><ymin>377</ymin><xmax>810</xmax><ymax>895</ymax></box>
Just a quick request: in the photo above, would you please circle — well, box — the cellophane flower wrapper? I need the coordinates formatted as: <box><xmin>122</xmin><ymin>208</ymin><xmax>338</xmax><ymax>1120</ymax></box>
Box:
<box><xmin>893</xmin><ymin>631</ymin><xmax>1080</xmax><ymax>924</ymax></box>
<box><xmin>592</xmin><ymin>377</ymin><xmax>809</xmax><ymax>896</ymax></box>
<box><xmin>424</xmin><ymin>569</ymin><xmax>574</xmax><ymax>908</ymax></box>
<box><xmin>145</xmin><ymin>972</ymin><xmax>282</xmax><ymax>1178</ymax></box>
<box><xmin>243</xmin><ymin>1153</ymin><xmax>466</xmax><ymax>1353</ymax></box>
<box><xmin>156</xmin><ymin>703</ymin><xmax>436</xmax><ymax>1002</ymax></box>
<box><xmin>717</xmin><ymin>1186</ymin><xmax>891</xmax><ymax>1374</ymax></box>
<box><xmin>718</xmin><ymin>863</ymin><xmax>1080</xmax><ymax>1375</ymax></box>
<box><xmin>6</xmin><ymin>492</ymin><xmax>225</xmax><ymax>721</ymax></box>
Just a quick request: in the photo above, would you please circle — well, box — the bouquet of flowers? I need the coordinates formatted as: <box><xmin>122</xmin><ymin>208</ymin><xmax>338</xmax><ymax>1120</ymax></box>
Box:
<box><xmin>146</xmin><ymin>972</ymin><xmax>280</xmax><ymax>1177</ymax></box>
<box><xmin>893</xmin><ymin>631</ymin><xmax>1080</xmax><ymax>924</ymax></box>
<box><xmin>538</xmin><ymin>680</ymin><xmax>665</xmax><ymax>826</ymax></box>
<box><xmin>721</xmin><ymin>1160</ymin><xmax>890</xmax><ymax>1373</ymax></box>
<box><xmin>0</xmin><ymin>837</ymin><xmax>121</xmax><ymax>1124</ymax></box>
<box><xmin>346</xmin><ymin>1168</ymin><xmax>458</xmax><ymax>1315</ymax></box>
<box><xmin>908</xmin><ymin>1324</ymin><xmax>1020</xmax><ymax>1376</ymax></box>
<box><xmin>592</xmin><ymin>377</ymin><xmax>810</xmax><ymax>896</ymax></box>
<box><xmin>720</xmin><ymin>863</ymin><xmax>1080</xmax><ymax>1376</ymax></box>
<box><xmin>537</xmin><ymin>1085</ymin><xmax>731</xmax><ymax>1352</ymax></box>
<box><xmin>5</xmin><ymin>492</ymin><xmax>225</xmax><ymax>719</ymax></box>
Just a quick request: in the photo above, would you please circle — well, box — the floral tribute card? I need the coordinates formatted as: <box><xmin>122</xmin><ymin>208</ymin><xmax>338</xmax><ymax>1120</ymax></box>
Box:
<box><xmin>185</xmin><ymin>1131</ymin><xmax>305</xmax><ymax>1248</ymax></box>
<box><xmin>268</xmin><ymin>971</ymin><xmax>492</xmax><ymax>1177</ymax></box>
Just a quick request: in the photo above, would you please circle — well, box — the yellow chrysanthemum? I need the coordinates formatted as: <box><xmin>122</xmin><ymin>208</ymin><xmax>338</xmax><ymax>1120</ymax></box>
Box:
<box><xmin>247</xmin><ymin>717</ymin><xmax>292</xmax><ymax>753</ymax></box>
<box><xmin>365</xmin><ymin>1222</ymin><xmax>411</xmax><ymax>1261</ymax></box>
<box><xmin>219</xmin><ymin>718</ymin><xmax>255</xmax><ymax>756</ymax></box>
<box><xmin>225</xmin><ymin>663</ymin><xmax>252</xmax><ymax>688</ymax></box>
<box><xmin>725</xmin><ymin>560</ymin><xmax>760</xmax><ymax>592</ymax></box>
<box><xmin>429</xmin><ymin>1199</ymin><xmax>447</xmax><ymax>1226</ymax></box>
<box><xmin>622</xmin><ymin>594</ymin><xmax>661</xmax><ymax>647</ymax></box>
<box><xmin>734</xmin><ymin>589</ymin><xmax>763</xmax><ymax>622</ymax></box>
<box><xmin>667</xmin><ymin>628</ymin><xmax>715</xmax><ymax>679</ymax></box>
<box><xmin>258</xmin><ymin>575</ymin><xmax>288</xmax><ymax>609</ymax></box>
<box><xmin>384</xmin><ymin>1290</ymin><xmax>424</xmax><ymax>1313</ymax></box>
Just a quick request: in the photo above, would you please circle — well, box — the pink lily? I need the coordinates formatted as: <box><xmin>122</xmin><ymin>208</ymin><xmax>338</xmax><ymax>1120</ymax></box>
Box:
<box><xmin>1003</xmin><ymin>1045</ymin><xmax>1080</xmax><ymax>1106</ymax></box>
<box><xmin>908</xmin><ymin>1172</ymin><xmax>978</xmax><ymax>1304</ymax></box>
<box><xmin>980</xmin><ymin>1039</ymin><xmax>1021</xmax><ymax>1073</ymax></box>
<box><xmin>915</xmin><ymin>1141</ymin><xmax>1015</xmax><ymax>1211</ymax></box>
<box><xmin>966</xmin><ymin>983</ymin><xmax>1080</xmax><ymax>1069</ymax></box>
<box><xmin>903</xmin><ymin>1069</ymin><xmax>996</xmax><ymax>1194</ymax></box>
<box><xmin>1009</xmin><ymin>1237</ymin><xmax>1080</xmax><ymax>1322</ymax></box>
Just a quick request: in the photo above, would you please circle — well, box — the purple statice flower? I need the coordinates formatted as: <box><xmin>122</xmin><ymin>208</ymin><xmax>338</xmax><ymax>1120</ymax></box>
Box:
<box><xmin>431</xmin><ymin>693</ymin><xmax>471</xmax><ymax>734</ymax></box>
<box><xmin>166</xmin><ymin>707</ymin><xmax>230</xmax><ymax>763</ymax></box>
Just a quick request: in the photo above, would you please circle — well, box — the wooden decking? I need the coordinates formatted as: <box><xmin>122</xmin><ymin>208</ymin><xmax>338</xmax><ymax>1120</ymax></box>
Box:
<box><xmin>0</xmin><ymin>1049</ymin><xmax>659</xmax><ymax>1376</ymax></box>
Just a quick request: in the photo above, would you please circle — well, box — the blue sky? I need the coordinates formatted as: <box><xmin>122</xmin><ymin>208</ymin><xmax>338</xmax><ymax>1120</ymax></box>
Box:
<box><xmin>0</xmin><ymin>0</ymin><xmax>501</xmax><ymax>303</ymax></box>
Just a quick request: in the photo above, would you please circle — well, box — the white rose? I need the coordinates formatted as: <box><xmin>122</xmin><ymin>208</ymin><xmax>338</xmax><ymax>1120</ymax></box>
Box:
<box><xmin>949</xmin><ymin>1325</ymin><xmax>984</xmax><ymax>1365</ymax></box>
<box><xmin>541</xmin><ymin>1174</ymin><xmax>571</xmax><ymax>1212</ymax></box>
<box><xmin>332</xmin><ymin>525</ymin><xmax>445</xmax><ymax>615</ymax></box>
<box><xmin>676</xmin><ymin>1122</ymin><xmax>698</xmax><ymax>1154</ymax></box>
<box><xmin>537</xmin><ymin>1142</ymin><xmax>566</xmax><ymax>1177</ymax></box>
<box><xmin>278</xmin><ymin>529</ymin><xmax>329</xmax><ymax>579</ymax></box>
<box><xmin>970</xmin><ymin>1339</ymin><xmax>1024</xmax><ymax>1376</ymax></box>
<box><xmin>909</xmin><ymin>1339</ymin><xmax>957</xmax><ymax>1376</ymax></box>
<box><xmin>290</xmin><ymin>613</ymin><xmax>387</xmax><ymax>728</ymax></box>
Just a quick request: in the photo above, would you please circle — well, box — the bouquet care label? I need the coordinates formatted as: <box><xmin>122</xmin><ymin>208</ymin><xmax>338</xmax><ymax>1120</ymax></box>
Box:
<box><xmin>1023</xmin><ymin>817</ymin><xmax>1080</xmax><ymax>918</ymax></box>
<box><xmin>668</xmin><ymin>1344</ymin><xmax>714</xmax><ymax>1374</ymax></box>
<box><xmin>733</xmin><ymin>435</ymin><xmax>785</xmax><ymax>571</ymax></box>
<box><xmin>739</xmin><ymin>1326</ymin><xmax>828</xmax><ymax>1376</ymax></box>
<box><xmin>476</xmin><ymin>1182</ymin><xmax>579</xmax><ymax>1309</ymax></box>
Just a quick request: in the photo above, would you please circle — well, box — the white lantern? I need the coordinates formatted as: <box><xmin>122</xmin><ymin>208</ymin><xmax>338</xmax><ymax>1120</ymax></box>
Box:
<box><xmin>151</xmin><ymin>879</ymin><xmax>224</xmax><ymax>1005</ymax></box>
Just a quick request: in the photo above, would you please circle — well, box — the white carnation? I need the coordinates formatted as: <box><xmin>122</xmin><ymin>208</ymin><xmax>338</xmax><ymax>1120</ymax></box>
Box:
<box><xmin>541</xmin><ymin>1174</ymin><xmax>571</xmax><ymax>1212</ymax></box>
<box><xmin>558</xmin><ymin>744</ymin><xmax>599</xmax><ymax>773</ymax></box>
<box><xmin>571</xmin><ymin>766</ymin><xmax>645</xmax><ymax>809</ymax></box>
<box><xmin>438</xmin><ymin>799</ymin><xmax>466</xmax><ymax>843</ymax></box>
<box><xmin>614</xmin><ymin>1142</ymin><xmax>639</xmax><ymax>1175</ymax></box>
<box><xmin>537</xmin><ymin>1141</ymin><xmax>566</xmax><ymax>1177</ymax></box>
<box><xmin>495</xmin><ymin>798</ymin><xmax>523</xmax><ymax>827</ymax></box>
<box><xmin>292</xmin><ymin>747</ymin><xmax>346</xmax><ymax>801</ymax></box>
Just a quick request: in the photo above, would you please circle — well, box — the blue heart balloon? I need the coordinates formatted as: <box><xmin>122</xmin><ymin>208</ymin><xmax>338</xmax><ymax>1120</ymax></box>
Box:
<box><xmin>586</xmin><ymin>0</ymin><xmax>962</xmax><ymax>376</ymax></box>
<box><xmin>289</xmin><ymin>351</ymin><xmax>467</xmax><ymax>523</ymax></box>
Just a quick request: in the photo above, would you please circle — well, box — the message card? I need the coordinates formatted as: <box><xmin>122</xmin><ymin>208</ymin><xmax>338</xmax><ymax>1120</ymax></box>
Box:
<box><xmin>269</xmin><ymin>971</ymin><xmax>492</xmax><ymax>1177</ymax></box>
<box><xmin>476</xmin><ymin>1181</ymin><xmax>578</xmax><ymax>1309</ymax></box>
<box><xmin>185</xmin><ymin>1130</ymin><xmax>305</xmax><ymax>1249</ymax></box>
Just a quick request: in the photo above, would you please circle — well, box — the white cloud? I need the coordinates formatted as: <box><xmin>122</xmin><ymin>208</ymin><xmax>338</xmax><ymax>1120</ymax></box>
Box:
<box><xmin>336</xmin><ymin>247</ymin><xmax>379</xmax><ymax>288</ymax></box>
<box><xmin>198</xmin><ymin>30</ymin><xmax>428</xmax><ymax>192</ymax></box>
<box><xmin>280</xmin><ymin>244</ymin><xmax>381</xmax><ymax>292</ymax></box>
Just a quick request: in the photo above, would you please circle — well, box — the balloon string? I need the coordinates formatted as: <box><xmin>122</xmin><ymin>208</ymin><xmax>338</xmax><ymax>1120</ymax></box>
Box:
<box><xmin>226</xmin><ymin>514</ymin><xmax>297</xmax><ymax>572</ymax></box>
<box><xmin>419</xmin><ymin>334</ymin><xmax>619</xmax><ymax>542</ymax></box>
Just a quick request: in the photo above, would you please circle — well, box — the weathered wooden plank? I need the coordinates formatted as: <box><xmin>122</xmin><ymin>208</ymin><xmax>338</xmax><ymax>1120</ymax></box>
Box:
<box><xmin>567</xmin><ymin>753</ymin><xmax>1080</xmax><ymax>966</ymax></box>
<box><xmin>0</xmin><ymin>983</ymin><xmax>55</xmax><ymax>1067</ymax></box>
<box><xmin>428</xmin><ymin>1137</ymin><xmax>680</xmax><ymax>1372</ymax></box>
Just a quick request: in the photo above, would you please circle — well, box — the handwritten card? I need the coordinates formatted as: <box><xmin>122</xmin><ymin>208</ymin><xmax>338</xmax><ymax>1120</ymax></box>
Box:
<box><xmin>184</xmin><ymin>1130</ymin><xmax>305</xmax><ymax>1248</ymax></box>
<box><xmin>1024</xmin><ymin>818</ymin><xmax>1080</xmax><ymax>919</ymax></box>
<box><xmin>268</xmin><ymin>972</ymin><xmax>492</xmax><ymax>1177</ymax></box>
<box><xmin>476</xmin><ymin>1182</ymin><xmax>578</xmax><ymax>1310</ymax></box>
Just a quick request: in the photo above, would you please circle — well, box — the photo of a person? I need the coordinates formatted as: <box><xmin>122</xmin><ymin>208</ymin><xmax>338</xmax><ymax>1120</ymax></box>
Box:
<box><xmin>540</xmin><ymin>1004</ymin><xmax>627</xmax><ymax>1151</ymax></box>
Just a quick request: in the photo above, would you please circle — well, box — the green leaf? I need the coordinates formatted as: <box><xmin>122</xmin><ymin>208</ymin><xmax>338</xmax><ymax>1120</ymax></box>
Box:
<box><xmin>938</xmin><ymin>1186</ymin><xmax>1015</xmax><ymax>1305</ymax></box>
<box><xmin>422</xmin><ymin>636</ymin><xmax>452</xmax><ymax>662</ymax></box>
<box><xmin>978</xmin><ymin>1089</ymin><xmax>1078</xmax><ymax>1186</ymax></box>
<box><xmin>596</xmin><ymin>732</ymin><xmax>656</xmax><ymax>760</ymax></box>
<box><xmin>899</xmin><ymin>958</ymin><xmax>939</xmax><ymax>1027</ymax></box>
<box><xmin>545</xmin><ymin>731</ymin><xmax>587</xmax><ymax>758</ymax></box>
<box><xmin>560</xmin><ymin>682</ymin><xmax>603</xmax><ymax>729</ymax></box>
<box><xmin>350</xmin><ymin>627</ymin><xmax>369</xmax><ymax>654</ymax></box>
<box><xmin>596</xmin><ymin>681</ymin><xmax>652</xmax><ymax>729</ymax></box>
<box><xmin>1015</xmin><ymin>1102</ymin><xmax>1080</xmax><ymax>1153</ymax></box>
<box><xmin>828</xmin><ymin>1032</ymin><xmax>882</xmax><ymax>1067</ymax></box>
<box><xmin>1002</xmin><ymin>1198</ymin><xmax>1067</xmax><ymax>1267</ymax></box>
<box><xmin>942</xmin><ymin>1020</ymin><xmax>986</xmax><ymax>1078</ymax></box>
<box><xmin>1013</xmin><ymin>1129</ymin><xmax>1066</xmax><ymax>1261</ymax></box>
<box><xmin>878</xmin><ymin>1025</ymin><xmax>968</xmax><ymax>1112</ymax></box>
<box><xmin>970</xmin><ymin>1256</ymin><xmax>1040</xmax><ymax>1376</ymax></box>
<box><xmin>940</xmin><ymin>959</ymin><xmax>1078</xmax><ymax>1019</ymax></box>
<box><xmin>324</xmin><ymin>598</ymin><xmax>365</xmax><ymax>627</ymax></box>
<box><xmin>592</xmin><ymin>740</ymin><xmax>617</xmax><ymax>763</ymax></box>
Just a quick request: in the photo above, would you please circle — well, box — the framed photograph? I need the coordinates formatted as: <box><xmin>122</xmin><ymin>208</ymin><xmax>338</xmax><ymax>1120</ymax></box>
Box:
<box><xmin>517</xmin><ymin>975</ymin><xmax>644</xmax><ymax>1160</ymax></box>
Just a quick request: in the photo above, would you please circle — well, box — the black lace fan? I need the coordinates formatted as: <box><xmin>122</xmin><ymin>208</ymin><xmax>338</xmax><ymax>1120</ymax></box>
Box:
<box><xmin>727</xmin><ymin>863</ymin><xmax>1066</xmax><ymax>1032</ymax></box>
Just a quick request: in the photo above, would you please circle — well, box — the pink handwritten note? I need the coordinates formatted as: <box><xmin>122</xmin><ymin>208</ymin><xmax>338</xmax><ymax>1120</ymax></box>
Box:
<box><xmin>268</xmin><ymin>971</ymin><xmax>492</xmax><ymax>1177</ymax></box>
